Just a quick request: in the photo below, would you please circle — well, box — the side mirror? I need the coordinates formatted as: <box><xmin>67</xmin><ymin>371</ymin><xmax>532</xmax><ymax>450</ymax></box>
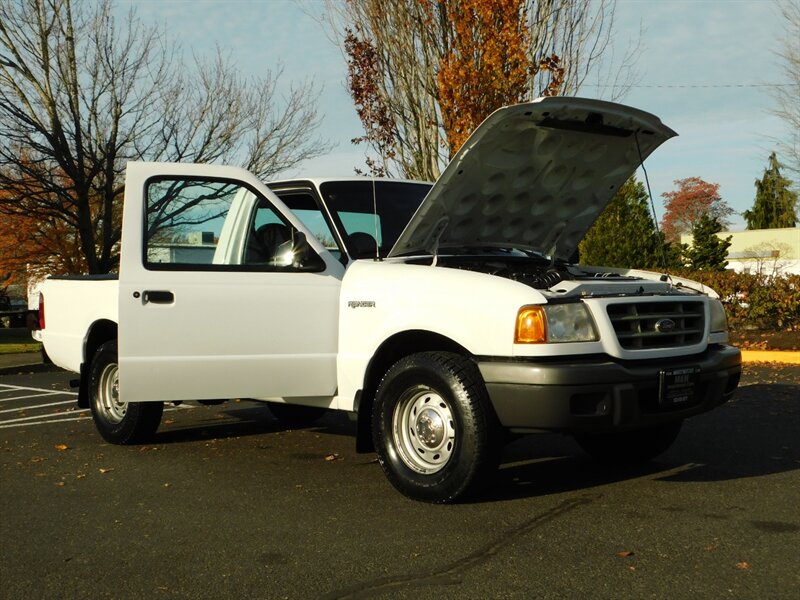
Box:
<box><xmin>292</xmin><ymin>232</ymin><xmax>326</xmax><ymax>272</ymax></box>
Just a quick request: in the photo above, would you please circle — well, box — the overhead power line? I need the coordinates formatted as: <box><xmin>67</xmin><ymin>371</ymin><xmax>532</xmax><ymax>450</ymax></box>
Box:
<box><xmin>588</xmin><ymin>83</ymin><xmax>799</xmax><ymax>89</ymax></box>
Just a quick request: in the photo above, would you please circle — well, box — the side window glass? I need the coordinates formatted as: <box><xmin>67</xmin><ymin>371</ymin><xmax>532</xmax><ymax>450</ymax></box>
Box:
<box><xmin>243</xmin><ymin>200</ymin><xmax>325</xmax><ymax>271</ymax></box>
<box><xmin>275</xmin><ymin>191</ymin><xmax>343</xmax><ymax>261</ymax></box>
<box><xmin>245</xmin><ymin>202</ymin><xmax>296</xmax><ymax>267</ymax></box>
<box><xmin>146</xmin><ymin>178</ymin><xmax>244</xmax><ymax>266</ymax></box>
<box><xmin>145</xmin><ymin>178</ymin><xmax>323</xmax><ymax>271</ymax></box>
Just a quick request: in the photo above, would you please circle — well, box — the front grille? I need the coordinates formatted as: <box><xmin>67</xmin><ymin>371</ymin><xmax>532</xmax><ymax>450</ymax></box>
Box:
<box><xmin>607</xmin><ymin>301</ymin><xmax>705</xmax><ymax>350</ymax></box>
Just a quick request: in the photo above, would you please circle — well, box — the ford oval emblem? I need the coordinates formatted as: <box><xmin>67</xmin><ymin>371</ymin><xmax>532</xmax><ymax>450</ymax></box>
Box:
<box><xmin>655</xmin><ymin>318</ymin><xmax>676</xmax><ymax>333</ymax></box>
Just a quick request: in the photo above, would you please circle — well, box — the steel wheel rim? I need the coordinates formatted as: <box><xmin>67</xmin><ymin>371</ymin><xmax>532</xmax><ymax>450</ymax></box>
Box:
<box><xmin>392</xmin><ymin>386</ymin><xmax>456</xmax><ymax>474</ymax></box>
<box><xmin>97</xmin><ymin>362</ymin><xmax>126</xmax><ymax>424</ymax></box>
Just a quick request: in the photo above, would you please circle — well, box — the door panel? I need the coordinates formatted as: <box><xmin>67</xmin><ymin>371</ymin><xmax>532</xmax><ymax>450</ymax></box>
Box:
<box><xmin>118</xmin><ymin>163</ymin><xmax>343</xmax><ymax>404</ymax></box>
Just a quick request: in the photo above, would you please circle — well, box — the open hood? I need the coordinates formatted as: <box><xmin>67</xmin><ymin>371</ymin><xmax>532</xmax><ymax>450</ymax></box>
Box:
<box><xmin>388</xmin><ymin>97</ymin><xmax>677</xmax><ymax>260</ymax></box>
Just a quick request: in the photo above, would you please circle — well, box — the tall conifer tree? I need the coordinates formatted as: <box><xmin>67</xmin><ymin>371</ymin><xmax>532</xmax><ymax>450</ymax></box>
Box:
<box><xmin>685</xmin><ymin>215</ymin><xmax>731</xmax><ymax>271</ymax></box>
<box><xmin>579</xmin><ymin>177</ymin><xmax>668</xmax><ymax>269</ymax></box>
<box><xmin>744</xmin><ymin>152</ymin><xmax>798</xmax><ymax>229</ymax></box>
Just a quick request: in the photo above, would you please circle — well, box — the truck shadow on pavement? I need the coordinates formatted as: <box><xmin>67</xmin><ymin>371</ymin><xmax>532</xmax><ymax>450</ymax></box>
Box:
<box><xmin>145</xmin><ymin>384</ymin><xmax>798</xmax><ymax>503</ymax></box>
<box><xmin>151</xmin><ymin>402</ymin><xmax>356</xmax><ymax>445</ymax></box>
<box><xmin>481</xmin><ymin>383</ymin><xmax>800</xmax><ymax>502</ymax></box>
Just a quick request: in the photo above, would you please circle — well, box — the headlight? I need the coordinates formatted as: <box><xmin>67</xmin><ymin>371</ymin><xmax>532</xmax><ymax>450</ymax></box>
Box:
<box><xmin>709</xmin><ymin>299</ymin><xmax>728</xmax><ymax>333</ymax></box>
<box><xmin>515</xmin><ymin>303</ymin><xmax>599</xmax><ymax>344</ymax></box>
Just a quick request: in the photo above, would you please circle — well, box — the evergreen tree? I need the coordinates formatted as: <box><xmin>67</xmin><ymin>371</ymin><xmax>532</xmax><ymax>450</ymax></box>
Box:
<box><xmin>685</xmin><ymin>214</ymin><xmax>731</xmax><ymax>271</ymax></box>
<box><xmin>579</xmin><ymin>177</ymin><xmax>669</xmax><ymax>269</ymax></box>
<box><xmin>744</xmin><ymin>152</ymin><xmax>798</xmax><ymax>229</ymax></box>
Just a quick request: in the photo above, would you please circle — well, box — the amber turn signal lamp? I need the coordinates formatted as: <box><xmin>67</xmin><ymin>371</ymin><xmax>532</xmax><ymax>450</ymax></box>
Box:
<box><xmin>515</xmin><ymin>306</ymin><xmax>546</xmax><ymax>343</ymax></box>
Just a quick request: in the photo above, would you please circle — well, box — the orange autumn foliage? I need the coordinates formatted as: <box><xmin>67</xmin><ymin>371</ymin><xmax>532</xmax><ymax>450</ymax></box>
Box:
<box><xmin>660</xmin><ymin>177</ymin><xmax>734</xmax><ymax>243</ymax></box>
<box><xmin>0</xmin><ymin>164</ymin><xmax>89</xmax><ymax>288</ymax></box>
<box><xmin>0</xmin><ymin>210</ymin><xmax>87</xmax><ymax>288</ymax></box>
<box><xmin>437</xmin><ymin>0</ymin><xmax>531</xmax><ymax>156</ymax></box>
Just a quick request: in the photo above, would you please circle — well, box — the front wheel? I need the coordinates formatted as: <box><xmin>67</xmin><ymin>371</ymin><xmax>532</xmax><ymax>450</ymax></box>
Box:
<box><xmin>89</xmin><ymin>340</ymin><xmax>163</xmax><ymax>444</ymax></box>
<box><xmin>372</xmin><ymin>352</ymin><xmax>499</xmax><ymax>503</ymax></box>
<box><xmin>574</xmin><ymin>421</ymin><xmax>683</xmax><ymax>465</ymax></box>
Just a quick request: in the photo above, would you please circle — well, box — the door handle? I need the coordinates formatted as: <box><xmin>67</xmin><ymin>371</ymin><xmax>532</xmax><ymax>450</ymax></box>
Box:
<box><xmin>142</xmin><ymin>290</ymin><xmax>174</xmax><ymax>304</ymax></box>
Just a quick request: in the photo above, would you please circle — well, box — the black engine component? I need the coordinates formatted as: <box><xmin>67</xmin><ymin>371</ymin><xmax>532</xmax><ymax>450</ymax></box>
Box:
<box><xmin>499</xmin><ymin>266</ymin><xmax>568</xmax><ymax>289</ymax></box>
<box><xmin>435</xmin><ymin>256</ymin><xmax>572</xmax><ymax>290</ymax></box>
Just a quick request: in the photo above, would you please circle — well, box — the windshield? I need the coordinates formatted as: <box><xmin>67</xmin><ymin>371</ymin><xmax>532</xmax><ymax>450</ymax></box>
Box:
<box><xmin>319</xmin><ymin>181</ymin><xmax>431</xmax><ymax>258</ymax></box>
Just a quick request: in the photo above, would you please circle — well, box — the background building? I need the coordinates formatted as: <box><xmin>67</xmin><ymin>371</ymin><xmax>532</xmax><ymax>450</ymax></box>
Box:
<box><xmin>682</xmin><ymin>228</ymin><xmax>800</xmax><ymax>275</ymax></box>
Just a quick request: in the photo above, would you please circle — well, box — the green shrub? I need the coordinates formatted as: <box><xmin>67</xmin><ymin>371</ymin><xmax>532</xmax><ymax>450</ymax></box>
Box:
<box><xmin>669</xmin><ymin>269</ymin><xmax>800</xmax><ymax>332</ymax></box>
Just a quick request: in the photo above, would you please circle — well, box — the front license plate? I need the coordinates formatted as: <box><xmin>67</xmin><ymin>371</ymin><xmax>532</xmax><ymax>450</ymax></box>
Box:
<box><xmin>659</xmin><ymin>366</ymin><xmax>700</xmax><ymax>406</ymax></box>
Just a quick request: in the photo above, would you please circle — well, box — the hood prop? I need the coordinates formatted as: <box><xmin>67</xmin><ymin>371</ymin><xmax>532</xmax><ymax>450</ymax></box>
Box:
<box><xmin>635</xmin><ymin>130</ymin><xmax>673</xmax><ymax>287</ymax></box>
<box><xmin>427</xmin><ymin>216</ymin><xmax>449</xmax><ymax>266</ymax></box>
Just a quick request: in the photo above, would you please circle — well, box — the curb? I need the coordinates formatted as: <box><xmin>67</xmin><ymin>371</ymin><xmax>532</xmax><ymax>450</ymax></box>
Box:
<box><xmin>0</xmin><ymin>361</ymin><xmax>59</xmax><ymax>376</ymax></box>
<box><xmin>740</xmin><ymin>350</ymin><xmax>800</xmax><ymax>365</ymax></box>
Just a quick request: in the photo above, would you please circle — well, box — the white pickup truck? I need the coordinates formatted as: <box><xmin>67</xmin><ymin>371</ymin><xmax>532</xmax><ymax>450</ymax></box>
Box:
<box><xmin>37</xmin><ymin>97</ymin><xmax>741</xmax><ymax>502</ymax></box>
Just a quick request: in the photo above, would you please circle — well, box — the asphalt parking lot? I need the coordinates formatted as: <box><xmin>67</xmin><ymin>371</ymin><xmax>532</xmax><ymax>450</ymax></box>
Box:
<box><xmin>1</xmin><ymin>364</ymin><xmax>798</xmax><ymax>599</ymax></box>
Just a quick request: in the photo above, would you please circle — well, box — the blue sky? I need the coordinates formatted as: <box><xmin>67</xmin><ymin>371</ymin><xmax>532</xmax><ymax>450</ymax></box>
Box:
<box><xmin>119</xmin><ymin>0</ymin><xmax>796</xmax><ymax>231</ymax></box>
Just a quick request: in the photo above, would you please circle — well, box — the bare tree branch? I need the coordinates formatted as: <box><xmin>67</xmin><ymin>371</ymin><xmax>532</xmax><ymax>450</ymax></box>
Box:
<box><xmin>325</xmin><ymin>0</ymin><xmax>639</xmax><ymax>180</ymax></box>
<box><xmin>0</xmin><ymin>0</ymin><xmax>329</xmax><ymax>276</ymax></box>
<box><xmin>770</xmin><ymin>0</ymin><xmax>800</xmax><ymax>188</ymax></box>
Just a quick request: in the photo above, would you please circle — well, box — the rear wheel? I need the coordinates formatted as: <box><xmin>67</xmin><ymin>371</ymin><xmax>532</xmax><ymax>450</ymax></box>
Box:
<box><xmin>89</xmin><ymin>340</ymin><xmax>163</xmax><ymax>444</ymax></box>
<box><xmin>574</xmin><ymin>421</ymin><xmax>683</xmax><ymax>464</ymax></box>
<box><xmin>372</xmin><ymin>352</ymin><xmax>499</xmax><ymax>503</ymax></box>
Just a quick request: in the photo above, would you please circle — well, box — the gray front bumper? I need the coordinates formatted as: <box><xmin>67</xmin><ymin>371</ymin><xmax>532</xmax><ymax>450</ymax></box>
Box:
<box><xmin>478</xmin><ymin>345</ymin><xmax>741</xmax><ymax>433</ymax></box>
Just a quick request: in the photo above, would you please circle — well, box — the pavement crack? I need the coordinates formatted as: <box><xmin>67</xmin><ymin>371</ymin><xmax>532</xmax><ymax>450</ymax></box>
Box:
<box><xmin>321</xmin><ymin>494</ymin><xmax>599</xmax><ymax>600</ymax></box>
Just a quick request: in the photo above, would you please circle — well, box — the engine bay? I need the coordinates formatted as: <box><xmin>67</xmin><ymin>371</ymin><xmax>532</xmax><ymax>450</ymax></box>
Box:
<box><xmin>409</xmin><ymin>255</ymin><xmax>644</xmax><ymax>290</ymax></box>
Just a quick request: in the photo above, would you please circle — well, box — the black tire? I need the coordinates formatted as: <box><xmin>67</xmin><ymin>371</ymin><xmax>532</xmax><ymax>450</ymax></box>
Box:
<box><xmin>89</xmin><ymin>340</ymin><xmax>163</xmax><ymax>444</ymax></box>
<box><xmin>268</xmin><ymin>402</ymin><xmax>327</xmax><ymax>428</ymax></box>
<box><xmin>574</xmin><ymin>421</ymin><xmax>683</xmax><ymax>465</ymax></box>
<box><xmin>372</xmin><ymin>352</ymin><xmax>500</xmax><ymax>503</ymax></box>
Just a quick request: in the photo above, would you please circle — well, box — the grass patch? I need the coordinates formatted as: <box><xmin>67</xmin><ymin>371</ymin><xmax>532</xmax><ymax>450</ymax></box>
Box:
<box><xmin>0</xmin><ymin>328</ymin><xmax>41</xmax><ymax>354</ymax></box>
<box><xmin>0</xmin><ymin>342</ymin><xmax>41</xmax><ymax>355</ymax></box>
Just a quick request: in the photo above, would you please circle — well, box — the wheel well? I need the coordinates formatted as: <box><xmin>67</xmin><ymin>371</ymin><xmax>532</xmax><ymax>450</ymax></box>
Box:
<box><xmin>355</xmin><ymin>330</ymin><xmax>470</xmax><ymax>453</ymax></box>
<box><xmin>78</xmin><ymin>320</ymin><xmax>117</xmax><ymax>408</ymax></box>
<box><xmin>84</xmin><ymin>320</ymin><xmax>118</xmax><ymax>365</ymax></box>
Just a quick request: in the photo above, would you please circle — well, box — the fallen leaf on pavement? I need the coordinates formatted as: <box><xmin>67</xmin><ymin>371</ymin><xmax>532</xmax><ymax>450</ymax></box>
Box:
<box><xmin>324</xmin><ymin>453</ymin><xmax>340</xmax><ymax>462</ymax></box>
<box><xmin>735</xmin><ymin>561</ymin><xmax>751</xmax><ymax>570</ymax></box>
<box><xmin>54</xmin><ymin>444</ymin><xmax>69</xmax><ymax>451</ymax></box>
<box><xmin>99</xmin><ymin>467</ymin><xmax>114</xmax><ymax>474</ymax></box>
<box><xmin>617</xmin><ymin>551</ymin><xmax>634</xmax><ymax>558</ymax></box>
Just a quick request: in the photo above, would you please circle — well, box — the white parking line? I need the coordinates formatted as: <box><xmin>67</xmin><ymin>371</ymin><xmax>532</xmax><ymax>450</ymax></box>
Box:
<box><xmin>0</xmin><ymin>414</ymin><xmax>92</xmax><ymax>429</ymax></box>
<box><xmin>0</xmin><ymin>399</ymin><xmax>78</xmax><ymax>415</ymax></box>
<box><xmin>0</xmin><ymin>383</ymin><xmax>83</xmax><ymax>430</ymax></box>
<box><xmin>0</xmin><ymin>383</ymin><xmax>76</xmax><ymax>404</ymax></box>
<box><xmin>0</xmin><ymin>406</ymin><xmax>185</xmax><ymax>430</ymax></box>
<box><xmin>0</xmin><ymin>410</ymin><xmax>90</xmax><ymax>425</ymax></box>
<box><xmin>0</xmin><ymin>383</ymin><xmax>75</xmax><ymax>394</ymax></box>
<box><xmin>0</xmin><ymin>391</ymin><xmax>66</xmax><ymax>403</ymax></box>
<box><xmin>0</xmin><ymin>380</ymin><xmax>192</xmax><ymax>430</ymax></box>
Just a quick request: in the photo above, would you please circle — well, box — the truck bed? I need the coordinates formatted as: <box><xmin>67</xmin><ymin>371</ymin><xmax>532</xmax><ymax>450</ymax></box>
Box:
<box><xmin>41</xmin><ymin>276</ymin><xmax>119</xmax><ymax>373</ymax></box>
